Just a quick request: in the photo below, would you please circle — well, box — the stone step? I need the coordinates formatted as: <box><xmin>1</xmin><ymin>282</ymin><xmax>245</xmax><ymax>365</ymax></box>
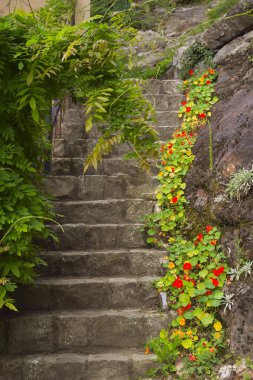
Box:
<box><xmin>1</xmin><ymin>309</ymin><xmax>170</xmax><ymax>354</ymax></box>
<box><xmin>14</xmin><ymin>276</ymin><xmax>159</xmax><ymax>312</ymax></box>
<box><xmin>0</xmin><ymin>350</ymin><xmax>159</xmax><ymax>380</ymax></box>
<box><xmin>144</xmin><ymin>94</ymin><xmax>182</xmax><ymax>111</ymax></box>
<box><xmin>43</xmin><ymin>174</ymin><xmax>156</xmax><ymax>201</ymax></box>
<box><xmin>43</xmin><ymin>223</ymin><xmax>146</xmax><ymax>251</ymax></box>
<box><xmin>50</xmin><ymin>157</ymin><xmax>157</xmax><ymax>176</ymax></box>
<box><xmin>143</xmin><ymin>79</ymin><xmax>181</xmax><ymax>95</ymax></box>
<box><xmin>40</xmin><ymin>249</ymin><xmax>165</xmax><ymax>277</ymax></box>
<box><xmin>52</xmin><ymin>139</ymin><xmax>131</xmax><ymax>159</ymax></box>
<box><xmin>58</xmin><ymin>111</ymin><xmax>179</xmax><ymax>140</ymax></box>
<box><xmin>54</xmin><ymin>199</ymin><xmax>155</xmax><ymax>224</ymax></box>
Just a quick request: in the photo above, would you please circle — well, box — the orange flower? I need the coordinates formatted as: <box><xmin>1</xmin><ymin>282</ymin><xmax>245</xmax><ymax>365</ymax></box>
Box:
<box><xmin>144</xmin><ymin>347</ymin><xmax>150</xmax><ymax>355</ymax></box>
<box><xmin>208</xmin><ymin>68</ymin><xmax>215</xmax><ymax>75</ymax></box>
<box><xmin>179</xmin><ymin>317</ymin><xmax>186</xmax><ymax>326</ymax></box>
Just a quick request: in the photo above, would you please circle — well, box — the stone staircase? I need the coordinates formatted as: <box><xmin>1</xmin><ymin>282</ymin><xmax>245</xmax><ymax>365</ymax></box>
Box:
<box><xmin>0</xmin><ymin>79</ymin><xmax>181</xmax><ymax>380</ymax></box>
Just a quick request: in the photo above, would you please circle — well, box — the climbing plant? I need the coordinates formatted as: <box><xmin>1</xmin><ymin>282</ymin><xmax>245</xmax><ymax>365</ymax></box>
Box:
<box><xmin>0</xmin><ymin>0</ymin><xmax>158</xmax><ymax>310</ymax></box>
<box><xmin>145</xmin><ymin>68</ymin><xmax>229</xmax><ymax>378</ymax></box>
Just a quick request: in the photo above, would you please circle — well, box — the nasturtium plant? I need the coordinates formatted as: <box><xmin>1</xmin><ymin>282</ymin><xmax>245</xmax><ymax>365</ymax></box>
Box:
<box><xmin>145</xmin><ymin>69</ymin><xmax>229</xmax><ymax>378</ymax></box>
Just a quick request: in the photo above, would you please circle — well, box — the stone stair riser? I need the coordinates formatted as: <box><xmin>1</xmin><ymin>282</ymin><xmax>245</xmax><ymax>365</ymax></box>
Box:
<box><xmin>42</xmin><ymin>224</ymin><xmax>146</xmax><ymax>251</ymax></box>
<box><xmin>40</xmin><ymin>250</ymin><xmax>165</xmax><ymax>277</ymax></box>
<box><xmin>0</xmin><ymin>353</ymin><xmax>159</xmax><ymax>380</ymax></box>
<box><xmin>54</xmin><ymin>200</ymin><xmax>154</xmax><ymax>224</ymax></box>
<box><xmin>3</xmin><ymin>312</ymin><xmax>170</xmax><ymax>354</ymax></box>
<box><xmin>43</xmin><ymin>174</ymin><xmax>156</xmax><ymax>201</ymax></box>
<box><xmin>14</xmin><ymin>277</ymin><xmax>158</xmax><ymax>312</ymax></box>
<box><xmin>50</xmin><ymin>158</ymin><xmax>158</xmax><ymax>176</ymax></box>
<box><xmin>144</xmin><ymin>94</ymin><xmax>182</xmax><ymax>111</ymax></box>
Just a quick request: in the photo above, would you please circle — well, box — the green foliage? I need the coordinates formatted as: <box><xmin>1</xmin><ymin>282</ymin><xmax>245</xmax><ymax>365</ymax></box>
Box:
<box><xmin>207</xmin><ymin>0</ymin><xmax>239</xmax><ymax>20</ymax></box>
<box><xmin>91</xmin><ymin>0</ymin><xmax>130</xmax><ymax>17</ymax></box>
<box><xmin>145</xmin><ymin>70</ymin><xmax>228</xmax><ymax>377</ymax></box>
<box><xmin>0</xmin><ymin>0</ymin><xmax>159</xmax><ymax>310</ymax></box>
<box><xmin>226</xmin><ymin>167</ymin><xmax>253</xmax><ymax>201</ymax></box>
<box><xmin>123</xmin><ymin>0</ymin><xmax>175</xmax><ymax>31</ymax></box>
<box><xmin>131</xmin><ymin>53</ymin><xmax>174</xmax><ymax>79</ymax></box>
<box><xmin>180</xmin><ymin>43</ymin><xmax>214</xmax><ymax>80</ymax></box>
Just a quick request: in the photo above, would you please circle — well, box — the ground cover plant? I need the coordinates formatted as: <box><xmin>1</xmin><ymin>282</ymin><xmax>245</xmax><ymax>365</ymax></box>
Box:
<box><xmin>0</xmin><ymin>0</ymin><xmax>159</xmax><ymax>310</ymax></box>
<box><xmin>145</xmin><ymin>68</ymin><xmax>230</xmax><ymax>378</ymax></box>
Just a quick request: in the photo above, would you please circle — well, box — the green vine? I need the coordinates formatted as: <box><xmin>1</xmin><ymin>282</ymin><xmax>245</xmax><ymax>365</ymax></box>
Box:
<box><xmin>145</xmin><ymin>68</ymin><xmax>228</xmax><ymax>378</ymax></box>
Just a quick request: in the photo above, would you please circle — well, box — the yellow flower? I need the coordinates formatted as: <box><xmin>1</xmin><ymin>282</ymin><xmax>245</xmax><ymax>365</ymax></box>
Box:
<box><xmin>193</xmin><ymin>335</ymin><xmax>199</xmax><ymax>341</ymax></box>
<box><xmin>169</xmin><ymin>237</ymin><xmax>175</xmax><ymax>243</ymax></box>
<box><xmin>214</xmin><ymin>332</ymin><xmax>221</xmax><ymax>340</ymax></box>
<box><xmin>179</xmin><ymin>318</ymin><xmax>186</xmax><ymax>326</ymax></box>
<box><xmin>213</xmin><ymin>321</ymin><xmax>222</xmax><ymax>331</ymax></box>
<box><xmin>184</xmin><ymin>80</ymin><xmax>188</xmax><ymax>85</ymax></box>
<box><xmin>158</xmin><ymin>172</ymin><xmax>163</xmax><ymax>177</ymax></box>
<box><xmin>168</xmin><ymin>262</ymin><xmax>175</xmax><ymax>269</ymax></box>
<box><xmin>193</xmin><ymin>81</ymin><xmax>198</xmax><ymax>85</ymax></box>
<box><xmin>186</xmin><ymin>330</ymin><xmax>193</xmax><ymax>336</ymax></box>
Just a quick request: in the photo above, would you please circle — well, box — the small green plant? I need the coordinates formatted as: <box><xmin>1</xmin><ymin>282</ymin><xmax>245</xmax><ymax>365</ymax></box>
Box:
<box><xmin>131</xmin><ymin>52</ymin><xmax>175</xmax><ymax>79</ymax></box>
<box><xmin>226</xmin><ymin>167</ymin><xmax>253</xmax><ymax>201</ymax></box>
<box><xmin>179</xmin><ymin>43</ymin><xmax>214</xmax><ymax>80</ymax></box>
<box><xmin>207</xmin><ymin>0</ymin><xmax>240</xmax><ymax>20</ymax></box>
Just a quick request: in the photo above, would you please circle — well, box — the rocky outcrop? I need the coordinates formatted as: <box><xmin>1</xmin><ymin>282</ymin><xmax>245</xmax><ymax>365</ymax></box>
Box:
<box><xmin>182</xmin><ymin>0</ymin><xmax>253</xmax><ymax>359</ymax></box>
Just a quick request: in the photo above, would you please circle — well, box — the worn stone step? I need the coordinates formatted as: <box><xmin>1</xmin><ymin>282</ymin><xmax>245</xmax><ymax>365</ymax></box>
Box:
<box><xmin>54</xmin><ymin>199</ymin><xmax>155</xmax><ymax>224</ymax></box>
<box><xmin>43</xmin><ymin>223</ymin><xmax>146</xmax><ymax>251</ymax></box>
<box><xmin>144</xmin><ymin>93</ymin><xmax>182</xmax><ymax>111</ymax></box>
<box><xmin>143</xmin><ymin>79</ymin><xmax>181</xmax><ymax>95</ymax></box>
<box><xmin>14</xmin><ymin>276</ymin><xmax>159</xmax><ymax>312</ymax></box>
<box><xmin>50</xmin><ymin>157</ymin><xmax>157</xmax><ymax>176</ymax></box>
<box><xmin>52</xmin><ymin>139</ymin><xmax>131</xmax><ymax>158</ymax></box>
<box><xmin>1</xmin><ymin>309</ymin><xmax>170</xmax><ymax>354</ymax></box>
<box><xmin>155</xmin><ymin>110</ymin><xmax>179</xmax><ymax>127</ymax></box>
<box><xmin>0</xmin><ymin>350</ymin><xmax>160</xmax><ymax>380</ymax></box>
<box><xmin>40</xmin><ymin>249</ymin><xmax>165</xmax><ymax>277</ymax></box>
<box><xmin>43</xmin><ymin>174</ymin><xmax>156</xmax><ymax>201</ymax></box>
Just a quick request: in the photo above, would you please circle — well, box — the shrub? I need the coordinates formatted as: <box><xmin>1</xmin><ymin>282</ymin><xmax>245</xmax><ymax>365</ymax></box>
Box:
<box><xmin>180</xmin><ymin>42</ymin><xmax>214</xmax><ymax>79</ymax></box>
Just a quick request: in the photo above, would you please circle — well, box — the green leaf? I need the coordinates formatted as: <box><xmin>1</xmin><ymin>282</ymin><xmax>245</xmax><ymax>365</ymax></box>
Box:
<box><xmin>5</xmin><ymin>302</ymin><xmax>17</xmax><ymax>312</ymax></box>
<box><xmin>184</xmin><ymin>311</ymin><xmax>194</xmax><ymax>320</ymax></box>
<box><xmin>179</xmin><ymin>293</ymin><xmax>190</xmax><ymax>307</ymax></box>
<box><xmin>18</xmin><ymin>62</ymin><xmax>24</xmax><ymax>70</ymax></box>
<box><xmin>160</xmin><ymin>329</ymin><xmax>168</xmax><ymax>339</ymax></box>
<box><xmin>199</xmin><ymin>269</ymin><xmax>208</xmax><ymax>278</ymax></box>
<box><xmin>147</xmin><ymin>229</ymin><xmax>155</xmax><ymax>236</ymax></box>
<box><xmin>200</xmin><ymin>313</ymin><xmax>214</xmax><ymax>327</ymax></box>
<box><xmin>193</xmin><ymin>308</ymin><xmax>204</xmax><ymax>319</ymax></box>
<box><xmin>29</xmin><ymin>97</ymin><xmax>36</xmax><ymax>111</ymax></box>
<box><xmin>85</xmin><ymin>116</ymin><xmax>93</xmax><ymax>132</ymax></box>
<box><xmin>27</xmin><ymin>71</ymin><xmax>34</xmax><ymax>86</ymax></box>
<box><xmin>181</xmin><ymin>339</ymin><xmax>193</xmax><ymax>349</ymax></box>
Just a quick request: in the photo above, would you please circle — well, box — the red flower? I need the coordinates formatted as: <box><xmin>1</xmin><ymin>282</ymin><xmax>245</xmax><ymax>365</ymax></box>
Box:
<box><xmin>189</xmin><ymin>355</ymin><xmax>197</xmax><ymax>361</ymax></box>
<box><xmin>194</xmin><ymin>241</ymin><xmax>198</xmax><ymax>245</ymax></box>
<box><xmin>212</xmin><ymin>266</ymin><xmax>225</xmax><ymax>277</ymax></box>
<box><xmin>183</xmin><ymin>262</ymin><xmax>192</xmax><ymax>271</ymax></box>
<box><xmin>197</xmin><ymin>233</ymin><xmax>203</xmax><ymax>241</ymax></box>
<box><xmin>205</xmin><ymin>290</ymin><xmax>213</xmax><ymax>296</ymax></box>
<box><xmin>206</xmin><ymin>225</ymin><xmax>213</xmax><ymax>233</ymax></box>
<box><xmin>172</xmin><ymin>277</ymin><xmax>183</xmax><ymax>289</ymax></box>
<box><xmin>189</xmin><ymin>69</ymin><xmax>194</xmax><ymax>76</ymax></box>
<box><xmin>172</xmin><ymin>196</ymin><xmax>178</xmax><ymax>204</ymax></box>
<box><xmin>176</xmin><ymin>133</ymin><xmax>181</xmax><ymax>138</ymax></box>
<box><xmin>186</xmin><ymin>107</ymin><xmax>191</xmax><ymax>113</ymax></box>
<box><xmin>189</xmin><ymin>132</ymin><xmax>194</xmax><ymax>137</ymax></box>
<box><xmin>185</xmin><ymin>303</ymin><xmax>191</xmax><ymax>310</ymax></box>
<box><xmin>171</xmin><ymin>167</ymin><xmax>175</xmax><ymax>172</ymax></box>
<box><xmin>167</xmin><ymin>143</ymin><xmax>173</xmax><ymax>149</ymax></box>
<box><xmin>204</xmin><ymin>73</ymin><xmax>208</xmax><ymax>78</ymax></box>
<box><xmin>211</xmin><ymin>240</ymin><xmax>217</xmax><ymax>246</ymax></box>
<box><xmin>211</xmin><ymin>277</ymin><xmax>219</xmax><ymax>287</ymax></box>
<box><xmin>161</xmin><ymin>160</ymin><xmax>166</xmax><ymax>165</ymax></box>
<box><xmin>168</xmin><ymin>149</ymin><xmax>173</xmax><ymax>155</ymax></box>
<box><xmin>181</xmin><ymin>131</ymin><xmax>186</xmax><ymax>137</ymax></box>
<box><xmin>177</xmin><ymin>308</ymin><xmax>184</xmax><ymax>315</ymax></box>
<box><xmin>199</xmin><ymin>113</ymin><xmax>206</xmax><ymax>119</ymax></box>
<box><xmin>184</xmin><ymin>274</ymin><xmax>190</xmax><ymax>281</ymax></box>
<box><xmin>182</xmin><ymin>101</ymin><xmax>187</xmax><ymax>106</ymax></box>
<box><xmin>161</xmin><ymin>145</ymin><xmax>164</xmax><ymax>152</ymax></box>
<box><xmin>206</xmin><ymin>80</ymin><xmax>211</xmax><ymax>85</ymax></box>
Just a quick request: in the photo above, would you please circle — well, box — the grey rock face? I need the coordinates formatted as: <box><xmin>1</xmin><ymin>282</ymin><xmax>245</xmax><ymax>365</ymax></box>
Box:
<box><xmin>197</xmin><ymin>0</ymin><xmax>253</xmax><ymax>51</ymax></box>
